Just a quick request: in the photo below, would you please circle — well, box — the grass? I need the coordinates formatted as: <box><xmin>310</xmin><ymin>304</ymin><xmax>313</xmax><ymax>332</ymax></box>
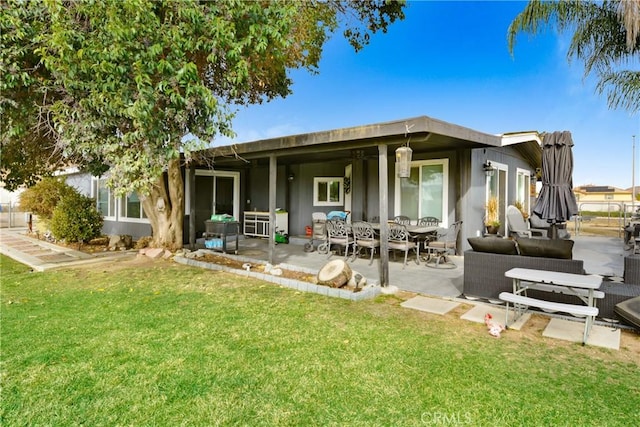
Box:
<box><xmin>1</xmin><ymin>255</ymin><xmax>639</xmax><ymax>426</ymax></box>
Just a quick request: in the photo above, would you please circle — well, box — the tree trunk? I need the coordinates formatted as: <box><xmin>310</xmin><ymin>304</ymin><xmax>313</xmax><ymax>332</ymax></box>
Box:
<box><xmin>317</xmin><ymin>259</ymin><xmax>353</xmax><ymax>288</ymax></box>
<box><xmin>142</xmin><ymin>158</ymin><xmax>184</xmax><ymax>251</ymax></box>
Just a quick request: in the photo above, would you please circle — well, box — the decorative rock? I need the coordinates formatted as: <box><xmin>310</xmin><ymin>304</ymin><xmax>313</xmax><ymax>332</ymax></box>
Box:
<box><xmin>144</xmin><ymin>248</ymin><xmax>164</xmax><ymax>259</ymax></box>
<box><xmin>108</xmin><ymin>234</ymin><xmax>133</xmax><ymax>250</ymax></box>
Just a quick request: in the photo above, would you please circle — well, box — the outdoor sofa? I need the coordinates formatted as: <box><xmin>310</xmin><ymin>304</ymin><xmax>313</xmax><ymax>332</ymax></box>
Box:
<box><xmin>463</xmin><ymin>237</ymin><xmax>640</xmax><ymax>321</ymax></box>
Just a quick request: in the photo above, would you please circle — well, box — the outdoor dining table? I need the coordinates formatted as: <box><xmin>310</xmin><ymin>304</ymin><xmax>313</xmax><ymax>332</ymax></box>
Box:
<box><xmin>369</xmin><ymin>223</ymin><xmax>438</xmax><ymax>237</ymax></box>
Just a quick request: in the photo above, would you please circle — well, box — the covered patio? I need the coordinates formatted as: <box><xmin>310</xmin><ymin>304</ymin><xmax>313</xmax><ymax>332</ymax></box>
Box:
<box><xmin>187</xmin><ymin>115</ymin><xmax>544</xmax><ymax>288</ymax></box>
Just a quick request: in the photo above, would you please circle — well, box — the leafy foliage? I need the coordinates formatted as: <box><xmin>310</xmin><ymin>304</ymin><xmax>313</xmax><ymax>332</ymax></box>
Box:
<box><xmin>2</xmin><ymin>0</ymin><xmax>405</xmax><ymax>248</ymax></box>
<box><xmin>508</xmin><ymin>0</ymin><xmax>640</xmax><ymax>113</ymax></box>
<box><xmin>18</xmin><ymin>177</ymin><xmax>77</xmax><ymax>219</ymax></box>
<box><xmin>0</xmin><ymin>2</ymin><xmax>67</xmax><ymax>190</ymax></box>
<box><xmin>50</xmin><ymin>192</ymin><xmax>104</xmax><ymax>244</ymax></box>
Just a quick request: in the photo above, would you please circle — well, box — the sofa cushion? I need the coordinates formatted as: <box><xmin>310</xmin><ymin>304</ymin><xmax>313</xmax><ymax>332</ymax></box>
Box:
<box><xmin>467</xmin><ymin>237</ymin><xmax>518</xmax><ymax>255</ymax></box>
<box><xmin>614</xmin><ymin>295</ymin><xmax>640</xmax><ymax>329</ymax></box>
<box><xmin>516</xmin><ymin>237</ymin><xmax>574</xmax><ymax>259</ymax></box>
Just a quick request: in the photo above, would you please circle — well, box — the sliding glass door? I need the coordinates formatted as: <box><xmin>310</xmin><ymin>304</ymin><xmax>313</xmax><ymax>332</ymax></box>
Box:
<box><xmin>396</xmin><ymin>159</ymin><xmax>448</xmax><ymax>225</ymax></box>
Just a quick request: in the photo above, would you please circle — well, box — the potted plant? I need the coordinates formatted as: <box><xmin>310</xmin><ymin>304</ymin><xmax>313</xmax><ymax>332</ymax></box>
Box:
<box><xmin>485</xmin><ymin>196</ymin><xmax>500</xmax><ymax>234</ymax></box>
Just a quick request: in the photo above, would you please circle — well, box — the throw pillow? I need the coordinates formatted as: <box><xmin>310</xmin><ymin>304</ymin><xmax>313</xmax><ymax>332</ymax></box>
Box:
<box><xmin>467</xmin><ymin>237</ymin><xmax>518</xmax><ymax>255</ymax></box>
<box><xmin>516</xmin><ymin>237</ymin><xmax>574</xmax><ymax>259</ymax></box>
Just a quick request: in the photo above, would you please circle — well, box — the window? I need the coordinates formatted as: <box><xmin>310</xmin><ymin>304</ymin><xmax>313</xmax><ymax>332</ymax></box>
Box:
<box><xmin>395</xmin><ymin>159</ymin><xmax>448</xmax><ymax>224</ymax></box>
<box><xmin>485</xmin><ymin>162</ymin><xmax>507</xmax><ymax>228</ymax></box>
<box><xmin>605</xmin><ymin>194</ymin><xmax>614</xmax><ymax>200</ymax></box>
<box><xmin>516</xmin><ymin>168</ymin><xmax>531</xmax><ymax>214</ymax></box>
<box><xmin>92</xmin><ymin>177</ymin><xmax>115</xmax><ymax>219</ymax></box>
<box><xmin>313</xmin><ymin>177</ymin><xmax>344</xmax><ymax>206</ymax></box>
<box><xmin>122</xmin><ymin>193</ymin><xmax>147</xmax><ymax>220</ymax></box>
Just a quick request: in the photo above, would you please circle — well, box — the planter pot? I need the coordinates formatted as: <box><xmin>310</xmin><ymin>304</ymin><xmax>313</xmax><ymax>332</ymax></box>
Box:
<box><xmin>486</xmin><ymin>225</ymin><xmax>500</xmax><ymax>235</ymax></box>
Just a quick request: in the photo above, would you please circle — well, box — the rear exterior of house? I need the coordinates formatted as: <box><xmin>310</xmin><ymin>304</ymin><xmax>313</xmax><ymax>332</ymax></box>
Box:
<box><xmin>64</xmin><ymin>115</ymin><xmax>542</xmax><ymax>254</ymax></box>
<box><xmin>185</xmin><ymin>116</ymin><xmax>541</xmax><ymax>253</ymax></box>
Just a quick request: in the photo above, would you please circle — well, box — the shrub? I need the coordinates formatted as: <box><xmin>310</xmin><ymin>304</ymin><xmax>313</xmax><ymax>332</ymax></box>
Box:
<box><xmin>50</xmin><ymin>192</ymin><xmax>104</xmax><ymax>244</ymax></box>
<box><xmin>134</xmin><ymin>236</ymin><xmax>153</xmax><ymax>249</ymax></box>
<box><xmin>19</xmin><ymin>177</ymin><xmax>77</xmax><ymax>219</ymax></box>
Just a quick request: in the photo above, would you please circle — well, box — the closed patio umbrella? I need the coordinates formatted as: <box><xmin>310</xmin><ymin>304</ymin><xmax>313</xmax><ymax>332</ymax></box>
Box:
<box><xmin>532</xmin><ymin>131</ymin><xmax>579</xmax><ymax>239</ymax></box>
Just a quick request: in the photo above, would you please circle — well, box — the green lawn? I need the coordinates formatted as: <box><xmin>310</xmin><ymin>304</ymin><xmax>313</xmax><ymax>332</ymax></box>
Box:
<box><xmin>1</xmin><ymin>255</ymin><xmax>638</xmax><ymax>426</ymax></box>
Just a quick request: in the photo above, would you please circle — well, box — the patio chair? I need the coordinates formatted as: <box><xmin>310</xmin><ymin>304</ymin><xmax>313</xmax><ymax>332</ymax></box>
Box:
<box><xmin>351</xmin><ymin>221</ymin><xmax>380</xmax><ymax>265</ymax></box>
<box><xmin>529</xmin><ymin>213</ymin><xmax>571</xmax><ymax>239</ymax></box>
<box><xmin>425</xmin><ymin>220</ymin><xmax>462</xmax><ymax>268</ymax></box>
<box><xmin>326</xmin><ymin>218</ymin><xmax>355</xmax><ymax>259</ymax></box>
<box><xmin>507</xmin><ymin>205</ymin><xmax>545</xmax><ymax>239</ymax></box>
<box><xmin>417</xmin><ymin>216</ymin><xmax>440</xmax><ymax>226</ymax></box>
<box><xmin>388</xmin><ymin>223</ymin><xmax>420</xmax><ymax>268</ymax></box>
<box><xmin>393</xmin><ymin>215</ymin><xmax>411</xmax><ymax>225</ymax></box>
<box><xmin>415</xmin><ymin>216</ymin><xmax>440</xmax><ymax>250</ymax></box>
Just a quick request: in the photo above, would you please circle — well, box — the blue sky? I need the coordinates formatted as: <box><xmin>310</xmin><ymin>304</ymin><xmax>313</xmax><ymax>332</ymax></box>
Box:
<box><xmin>219</xmin><ymin>1</ymin><xmax>639</xmax><ymax>189</ymax></box>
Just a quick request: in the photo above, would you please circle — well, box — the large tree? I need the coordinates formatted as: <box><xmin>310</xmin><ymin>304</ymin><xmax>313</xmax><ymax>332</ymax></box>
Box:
<box><xmin>508</xmin><ymin>0</ymin><xmax>640</xmax><ymax>113</ymax></box>
<box><xmin>1</xmin><ymin>0</ymin><xmax>405</xmax><ymax>249</ymax></box>
<box><xmin>0</xmin><ymin>3</ymin><xmax>67</xmax><ymax>190</ymax></box>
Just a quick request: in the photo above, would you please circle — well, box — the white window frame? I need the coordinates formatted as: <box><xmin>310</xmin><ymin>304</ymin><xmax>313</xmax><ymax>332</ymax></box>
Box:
<box><xmin>516</xmin><ymin>168</ymin><xmax>531</xmax><ymax>214</ymax></box>
<box><xmin>120</xmin><ymin>192</ymin><xmax>149</xmax><ymax>223</ymax></box>
<box><xmin>91</xmin><ymin>177</ymin><xmax>116</xmax><ymax>220</ymax></box>
<box><xmin>394</xmin><ymin>159</ymin><xmax>449</xmax><ymax>226</ymax></box>
<box><xmin>485</xmin><ymin>161</ymin><xmax>508</xmax><ymax>225</ymax></box>
<box><xmin>313</xmin><ymin>177</ymin><xmax>344</xmax><ymax>207</ymax></box>
<box><xmin>190</xmin><ymin>169</ymin><xmax>241</xmax><ymax>221</ymax></box>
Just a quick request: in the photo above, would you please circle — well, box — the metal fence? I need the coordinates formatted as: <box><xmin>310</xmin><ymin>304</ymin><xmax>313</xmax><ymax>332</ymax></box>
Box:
<box><xmin>0</xmin><ymin>202</ymin><xmax>31</xmax><ymax>228</ymax></box>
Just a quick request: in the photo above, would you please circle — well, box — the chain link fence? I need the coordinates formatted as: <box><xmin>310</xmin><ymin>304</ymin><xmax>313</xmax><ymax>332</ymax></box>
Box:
<box><xmin>0</xmin><ymin>202</ymin><xmax>31</xmax><ymax>229</ymax></box>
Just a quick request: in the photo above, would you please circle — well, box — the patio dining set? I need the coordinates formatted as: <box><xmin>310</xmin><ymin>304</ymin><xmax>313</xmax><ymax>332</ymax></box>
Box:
<box><xmin>309</xmin><ymin>212</ymin><xmax>462</xmax><ymax>269</ymax></box>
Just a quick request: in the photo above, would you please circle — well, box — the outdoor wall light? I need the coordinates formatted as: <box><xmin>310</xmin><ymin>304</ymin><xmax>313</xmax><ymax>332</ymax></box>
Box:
<box><xmin>288</xmin><ymin>173</ymin><xmax>294</xmax><ymax>182</ymax></box>
<box><xmin>483</xmin><ymin>161</ymin><xmax>495</xmax><ymax>177</ymax></box>
<box><xmin>395</xmin><ymin>145</ymin><xmax>413</xmax><ymax>178</ymax></box>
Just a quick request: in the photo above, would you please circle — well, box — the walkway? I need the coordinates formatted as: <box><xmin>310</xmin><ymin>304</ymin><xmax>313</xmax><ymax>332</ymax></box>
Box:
<box><xmin>0</xmin><ymin>228</ymin><xmax>136</xmax><ymax>271</ymax></box>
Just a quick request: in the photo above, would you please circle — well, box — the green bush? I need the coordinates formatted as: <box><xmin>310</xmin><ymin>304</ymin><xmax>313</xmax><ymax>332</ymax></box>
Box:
<box><xmin>18</xmin><ymin>177</ymin><xmax>77</xmax><ymax>219</ymax></box>
<box><xmin>50</xmin><ymin>192</ymin><xmax>104</xmax><ymax>244</ymax></box>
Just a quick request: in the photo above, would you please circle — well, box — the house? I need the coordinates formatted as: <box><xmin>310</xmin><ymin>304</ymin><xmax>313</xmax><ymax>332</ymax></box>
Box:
<box><xmin>68</xmin><ymin>115</ymin><xmax>543</xmax><ymax>283</ymax></box>
<box><xmin>188</xmin><ymin>115</ymin><xmax>541</xmax><ymax>247</ymax></box>
<box><xmin>573</xmin><ymin>185</ymin><xmax>634</xmax><ymax>213</ymax></box>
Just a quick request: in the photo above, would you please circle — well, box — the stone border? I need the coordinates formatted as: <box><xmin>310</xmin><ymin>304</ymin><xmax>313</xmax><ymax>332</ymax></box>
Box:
<box><xmin>174</xmin><ymin>252</ymin><xmax>381</xmax><ymax>301</ymax></box>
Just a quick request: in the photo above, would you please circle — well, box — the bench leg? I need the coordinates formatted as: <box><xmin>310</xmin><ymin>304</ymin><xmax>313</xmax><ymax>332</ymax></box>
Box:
<box><xmin>504</xmin><ymin>302</ymin><xmax>511</xmax><ymax>329</ymax></box>
<box><xmin>583</xmin><ymin>315</ymin><xmax>594</xmax><ymax>346</ymax></box>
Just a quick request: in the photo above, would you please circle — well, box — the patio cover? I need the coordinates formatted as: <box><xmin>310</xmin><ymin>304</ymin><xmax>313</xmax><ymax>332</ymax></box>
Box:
<box><xmin>533</xmin><ymin>131</ymin><xmax>579</xmax><ymax>238</ymax></box>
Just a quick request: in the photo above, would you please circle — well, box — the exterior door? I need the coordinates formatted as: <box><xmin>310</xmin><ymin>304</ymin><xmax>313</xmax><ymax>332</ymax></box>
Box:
<box><xmin>486</xmin><ymin>162</ymin><xmax>508</xmax><ymax>234</ymax></box>
<box><xmin>395</xmin><ymin>159</ymin><xmax>449</xmax><ymax>225</ymax></box>
<box><xmin>194</xmin><ymin>171</ymin><xmax>240</xmax><ymax>237</ymax></box>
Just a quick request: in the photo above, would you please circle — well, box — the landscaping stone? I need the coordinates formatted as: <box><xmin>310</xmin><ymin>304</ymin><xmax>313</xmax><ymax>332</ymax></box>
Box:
<box><xmin>108</xmin><ymin>234</ymin><xmax>133</xmax><ymax>250</ymax></box>
<box><xmin>144</xmin><ymin>248</ymin><xmax>164</xmax><ymax>259</ymax></box>
<box><xmin>174</xmin><ymin>256</ymin><xmax>380</xmax><ymax>301</ymax></box>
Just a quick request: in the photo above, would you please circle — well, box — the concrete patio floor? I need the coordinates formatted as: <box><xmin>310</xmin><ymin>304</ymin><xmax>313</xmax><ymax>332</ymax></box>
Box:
<box><xmin>1</xmin><ymin>227</ymin><xmax>626</xmax><ymax>296</ymax></box>
<box><xmin>190</xmin><ymin>233</ymin><xmax>627</xmax><ymax>299</ymax></box>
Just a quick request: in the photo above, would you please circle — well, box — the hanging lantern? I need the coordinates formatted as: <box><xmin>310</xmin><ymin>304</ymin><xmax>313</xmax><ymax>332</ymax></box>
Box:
<box><xmin>395</xmin><ymin>145</ymin><xmax>412</xmax><ymax>178</ymax></box>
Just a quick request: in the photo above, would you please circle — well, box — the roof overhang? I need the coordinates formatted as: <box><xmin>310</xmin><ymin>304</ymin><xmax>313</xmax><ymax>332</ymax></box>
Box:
<box><xmin>198</xmin><ymin>115</ymin><xmax>505</xmax><ymax>167</ymax></box>
<box><xmin>499</xmin><ymin>131</ymin><xmax>543</xmax><ymax>168</ymax></box>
